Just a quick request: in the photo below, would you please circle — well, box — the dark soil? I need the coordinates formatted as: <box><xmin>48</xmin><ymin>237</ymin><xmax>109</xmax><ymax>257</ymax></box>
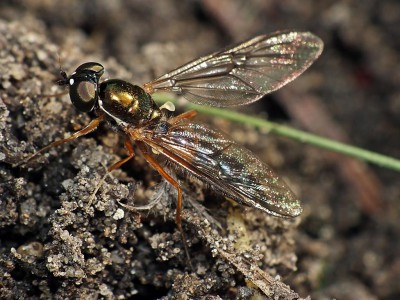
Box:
<box><xmin>1</xmin><ymin>1</ymin><xmax>399</xmax><ymax>299</ymax></box>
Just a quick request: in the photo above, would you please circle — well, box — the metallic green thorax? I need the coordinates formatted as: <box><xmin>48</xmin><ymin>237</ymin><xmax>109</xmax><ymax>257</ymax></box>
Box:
<box><xmin>99</xmin><ymin>79</ymin><xmax>161</xmax><ymax>125</ymax></box>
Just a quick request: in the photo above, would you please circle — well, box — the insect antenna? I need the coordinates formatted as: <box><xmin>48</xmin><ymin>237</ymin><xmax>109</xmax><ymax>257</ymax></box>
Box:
<box><xmin>54</xmin><ymin>53</ymin><xmax>69</xmax><ymax>87</ymax></box>
<box><xmin>41</xmin><ymin>55</ymin><xmax>69</xmax><ymax>98</ymax></box>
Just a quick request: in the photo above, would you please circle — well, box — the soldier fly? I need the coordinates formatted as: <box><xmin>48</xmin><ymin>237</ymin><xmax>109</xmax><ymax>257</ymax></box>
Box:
<box><xmin>19</xmin><ymin>31</ymin><xmax>323</xmax><ymax>240</ymax></box>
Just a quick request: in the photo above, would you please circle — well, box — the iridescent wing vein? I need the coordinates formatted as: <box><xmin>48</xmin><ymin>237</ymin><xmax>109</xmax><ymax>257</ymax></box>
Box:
<box><xmin>144</xmin><ymin>31</ymin><xmax>323</xmax><ymax>107</ymax></box>
<box><xmin>143</xmin><ymin>121</ymin><xmax>301</xmax><ymax>217</ymax></box>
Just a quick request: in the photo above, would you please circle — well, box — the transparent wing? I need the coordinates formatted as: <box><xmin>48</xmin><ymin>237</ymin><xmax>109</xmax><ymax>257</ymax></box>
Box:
<box><xmin>143</xmin><ymin>121</ymin><xmax>301</xmax><ymax>217</ymax></box>
<box><xmin>144</xmin><ymin>31</ymin><xmax>323</xmax><ymax>107</ymax></box>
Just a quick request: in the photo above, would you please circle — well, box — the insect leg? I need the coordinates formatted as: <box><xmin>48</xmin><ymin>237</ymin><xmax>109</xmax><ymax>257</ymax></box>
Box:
<box><xmin>108</xmin><ymin>138</ymin><xmax>135</xmax><ymax>172</ymax></box>
<box><xmin>86</xmin><ymin>137</ymin><xmax>135</xmax><ymax>209</ymax></box>
<box><xmin>41</xmin><ymin>91</ymin><xmax>69</xmax><ymax>98</ymax></box>
<box><xmin>136</xmin><ymin>141</ymin><xmax>183</xmax><ymax>226</ymax></box>
<box><xmin>169</xmin><ymin>110</ymin><xmax>197</xmax><ymax>124</ymax></box>
<box><xmin>15</xmin><ymin>114</ymin><xmax>105</xmax><ymax>167</ymax></box>
<box><xmin>136</xmin><ymin>141</ymin><xmax>192</xmax><ymax>266</ymax></box>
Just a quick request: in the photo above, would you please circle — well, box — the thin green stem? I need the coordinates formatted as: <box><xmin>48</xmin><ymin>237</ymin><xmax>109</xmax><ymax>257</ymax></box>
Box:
<box><xmin>153</xmin><ymin>93</ymin><xmax>400</xmax><ymax>172</ymax></box>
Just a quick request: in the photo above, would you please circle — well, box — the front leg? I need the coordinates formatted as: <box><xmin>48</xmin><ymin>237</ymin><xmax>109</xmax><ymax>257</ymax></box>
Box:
<box><xmin>14</xmin><ymin>114</ymin><xmax>105</xmax><ymax>167</ymax></box>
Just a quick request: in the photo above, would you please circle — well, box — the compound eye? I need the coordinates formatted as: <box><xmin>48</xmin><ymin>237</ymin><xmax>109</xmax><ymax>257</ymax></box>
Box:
<box><xmin>69</xmin><ymin>77</ymin><xmax>97</xmax><ymax>112</ymax></box>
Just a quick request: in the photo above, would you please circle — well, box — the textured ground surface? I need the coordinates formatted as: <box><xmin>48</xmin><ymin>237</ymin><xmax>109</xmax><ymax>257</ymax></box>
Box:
<box><xmin>1</xmin><ymin>1</ymin><xmax>400</xmax><ymax>299</ymax></box>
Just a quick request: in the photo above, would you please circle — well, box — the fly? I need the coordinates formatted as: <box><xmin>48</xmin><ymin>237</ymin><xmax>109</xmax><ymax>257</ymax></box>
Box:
<box><xmin>18</xmin><ymin>31</ymin><xmax>323</xmax><ymax>246</ymax></box>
